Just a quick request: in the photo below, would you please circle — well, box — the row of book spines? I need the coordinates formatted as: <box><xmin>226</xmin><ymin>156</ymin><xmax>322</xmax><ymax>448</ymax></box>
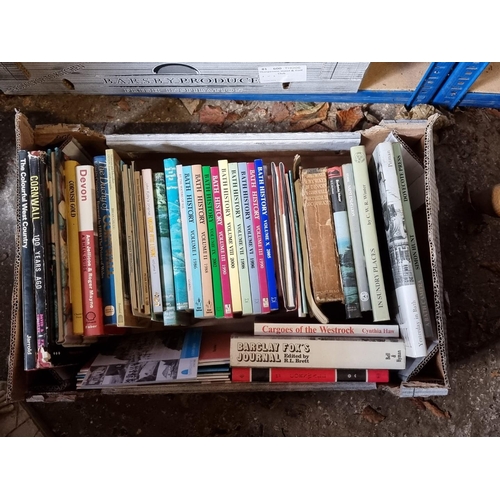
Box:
<box><xmin>165</xmin><ymin>159</ymin><xmax>278</xmax><ymax>320</ymax></box>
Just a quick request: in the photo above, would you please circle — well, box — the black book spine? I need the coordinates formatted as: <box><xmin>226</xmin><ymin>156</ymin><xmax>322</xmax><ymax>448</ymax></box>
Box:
<box><xmin>29</xmin><ymin>151</ymin><xmax>52</xmax><ymax>369</ymax></box>
<box><xmin>19</xmin><ymin>150</ymin><xmax>37</xmax><ymax>370</ymax></box>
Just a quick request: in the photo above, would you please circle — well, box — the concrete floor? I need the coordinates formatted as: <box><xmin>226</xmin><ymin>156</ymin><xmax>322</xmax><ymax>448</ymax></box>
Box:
<box><xmin>2</xmin><ymin>95</ymin><xmax>500</xmax><ymax>436</ymax></box>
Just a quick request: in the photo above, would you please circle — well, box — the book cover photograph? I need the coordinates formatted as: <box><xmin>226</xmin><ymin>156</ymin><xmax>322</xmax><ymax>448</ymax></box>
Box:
<box><xmin>79</xmin><ymin>329</ymin><xmax>202</xmax><ymax>388</ymax></box>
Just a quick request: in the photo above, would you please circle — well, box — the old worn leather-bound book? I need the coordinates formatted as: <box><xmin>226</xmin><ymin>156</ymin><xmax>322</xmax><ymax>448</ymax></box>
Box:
<box><xmin>300</xmin><ymin>167</ymin><xmax>343</xmax><ymax>304</ymax></box>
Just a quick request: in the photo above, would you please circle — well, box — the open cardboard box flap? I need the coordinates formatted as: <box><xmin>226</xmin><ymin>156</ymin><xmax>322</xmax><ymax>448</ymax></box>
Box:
<box><xmin>8</xmin><ymin>111</ymin><xmax>449</xmax><ymax>402</ymax></box>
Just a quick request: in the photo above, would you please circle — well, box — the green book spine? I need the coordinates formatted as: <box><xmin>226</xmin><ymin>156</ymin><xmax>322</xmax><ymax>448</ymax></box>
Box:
<box><xmin>202</xmin><ymin>166</ymin><xmax>224</xmax><ymax>318</ymax></box>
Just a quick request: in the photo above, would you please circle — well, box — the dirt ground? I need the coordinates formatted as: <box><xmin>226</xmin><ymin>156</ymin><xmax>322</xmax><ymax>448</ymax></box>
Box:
<box><xmin>1</xmin><ymin>95</ymin><xmax>500</xmax><ymax>436</ymax></box>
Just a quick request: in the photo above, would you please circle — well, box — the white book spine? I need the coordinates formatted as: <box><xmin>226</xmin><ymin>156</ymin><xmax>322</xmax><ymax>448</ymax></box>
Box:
<box><xmin>177</xmin><ymin>164</ymin><xmax>194</xmax><ymax>310</ymax></box>
<box><xmin>350</xmin><ymin>145</ymin><xmax>390</xmax><ymax>322</ymax></box>
<box><xmin>373</xmin><ymin>142</ymin><xmax>426</xmax><ymax>358</ymax></box>
<box><xmin>254</xmin><ymin>322</ymin><xmax>399</xmax><ymax>337</ymax></box>
<box><xmin>142</xmin><ymin>168</ymin><xmax>163</xmax><ymax>315</ymax></box>
<box><xmin>230</xmin><ymin>336</ymin><xmax>406</xmax><ymax>370</ymax></box>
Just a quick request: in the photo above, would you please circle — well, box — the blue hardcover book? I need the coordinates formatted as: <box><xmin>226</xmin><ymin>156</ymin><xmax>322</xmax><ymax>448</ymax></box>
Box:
<box><xmin>153</xmin><ymin>172</ymin><xmax>177</xmax><ymax>326</ymax></box>
<box><xmin>182</xmin><ymin>165</ymin><xmax>204</xmax><ymax>318</ymax></box>
<box><xmin>93</xmin><ymin>155</ymin><xmax>117</xmax><ymax>325</ymax></box>
<box><xmin>255</xmin><ymin>159</ymin><xmax>279</xmax><ymax>310</ymax></box>
<box><xmin>163</xmin><ymin>158</ymin><xmax>189</xmax><ymax>311</ymax></box>
<box><xmin>238</xmin><ymin>162</ymin><xmax>261</xmax><ymax>314</ymax></box>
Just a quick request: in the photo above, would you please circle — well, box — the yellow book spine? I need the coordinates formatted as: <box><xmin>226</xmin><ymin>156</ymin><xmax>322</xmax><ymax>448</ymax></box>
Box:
<box><xmin>218</xmin><ymin>159</ymin><xmax>242</xmax><ymax>314</ymax></box>
<box><xmin>64</xmin><ymin>160</ymin><xmax>84</xmax><ymax>334</ymax></box>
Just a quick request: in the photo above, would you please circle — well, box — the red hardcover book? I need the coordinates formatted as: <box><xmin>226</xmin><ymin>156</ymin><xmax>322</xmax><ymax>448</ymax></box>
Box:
<box><xmin>247</xmin><ymin>162</ymin><xmax>270</xmax><ymax>313</ymax></box>
<box><xmin>76</xmin><ymin>165</ymin><xmax>104</xmax><ymax>336</ymax></box>
<box><xmin>210</xmin><ymin>166</ymin><xmax>233</xmax><ymax>318</ymax></box>
<box><xmin>199</xmin><ymin>331</ymin><xmax>231</xmax><ymax>366</ymax></box>
<box><xmin>231</xmin><ymin>367</ymin><xmax>389</xmax><ymax>383</ymax></box>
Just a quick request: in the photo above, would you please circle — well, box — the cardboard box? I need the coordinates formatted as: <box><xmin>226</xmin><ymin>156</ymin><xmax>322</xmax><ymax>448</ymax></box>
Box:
<box><xmin>7</xmin><ymin>111</ymin><xmax>449</xmax><ymax>402</ymax></box>
<box><xmin>0</xmin><ymin>62</ymin><xmax>369</xmax><ymax>96</ymax></box>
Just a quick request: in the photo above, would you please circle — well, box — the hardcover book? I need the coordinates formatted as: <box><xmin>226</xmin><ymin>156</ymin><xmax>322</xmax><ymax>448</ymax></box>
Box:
<box><xmin>153</xmin><ymin>172</ymin><xmax>177</xmax><ymax>325</ymax></box>
<box><xmin>182</xmin><ymin>165</ymin><xmax>204</xmax><ymax>318</ymax></box>
<box><xmin>29</xmin><ymin>151</ymin><xmax>53</xmax><ymax>367</ymax></box>
<box><xmin>254</xmin><ymin>159</ymin><xmax>279</xmax><ymax>311</ymax></box>
<box><xmin>238</xmin><ymin>162</ymin><xmax>261</xmax><ymax>314</ymax></box>
<box><xmin>202</xmin><ymin>165</ymin><xmax>224</xmax><ymax>318</ymax></box>
<box><xmin>76</xmin><ymin>164</ymin><xmax>105</xmax><ymax>336</ymax></box>
<box><xmin>254</xmin><ymin>321</ymin><xmax>399</xmax><ymax>337</ymax></box>
<box><xmin>164</xmin><ymin>158</ymin><xmax>189</xmax><ymax>311</ymax></box>
<box><xmin>198</xmin><ymin>331</ymin><xmax>231</xmax><ymax>366</ymax></box>
<box><xmin>231</xmin><ymin>367</ymin><xmax>390</xmax><ymax>383</ymax></box>
<box><xmin>350</xmin><ymin>145</ymin><xmax>390</xmax><ymax>322</ymax></box>
<box><xmin>371</xmin><ymin>142</ymin><xmax>426</xmax><ymax>358</ymax></box>
<box><xmin>247</xmin><ymin>161</ymin><xmax>270</xmax><ymax>314</ymax></box>
<box><xmin>142</xmin><ymin>168</ymin><xmax>164</xmax><ymax>319</ymax></box>
<box><xmin>210</xmin><ymin>165</ymin><xmax>233</xmax><ymax>318</ymax></box>
<box><xmin>218</xmin><ymin>159</ymin><xmax>242</xmax><ymax>314</ymax></box>
<box><xmin>230</xmin><ymin>335</ymin><xmax>406</xmax><ymax>370</ymax></box>
<box><xmin>192</xmin><ymin>164</ymin><xmax>215</xmax><ymax>318</ymax></box>
<box><xmin>177</xmin><ymin>164</ymin><xmax>195</xmax><ymax>310</ymax></box>
<box><xmin>327</xmin><ymin>166</ymin><xmax>362</xmax><ymax>319</ymax></box>
<box><xmin>229</xmin><ymin>161</ymin><xmax>252</xmax><ymax>315</ymax></box>
<box><xmin>93</xmin><ymin>155</ymin><xmax>116</xmax><ymax>325</ymax></box>
<box><xmin>64</xmin><ymin>159</ymin><xmax>84</xmax><ymax>334</ymax></box>
<box><xmin>341</xmin><ymin>163</ymin><xmax>372</xmax><ymax>312</ymax></box>
<box><xmin>79</xmin><ymin>329</ymin><xmax>202</xmax><ymax>388</ymax></box>
<box><xmin>18</xmin><ymin>150</ymin><xmax>36</xmax><ymax>370</ymax></box>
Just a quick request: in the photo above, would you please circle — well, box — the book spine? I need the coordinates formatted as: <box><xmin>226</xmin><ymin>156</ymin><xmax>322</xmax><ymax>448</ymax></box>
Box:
<box><xmin>229</xmin><ymin>162</ymin><xmax>252</xmax><ymax>315</ymax></box>
<box><xmin>177</xmin><ymin>164</ymin><xmax>194</xmax><ymax>310</ymax></box>
<box><xmin>142</xmin><ymin>168</ymin><xmax>163</xmax><ymax>317</ymax></box>
<box><xmin>76</xmin><ymin>165</ymin><xmax>104</xmax><ymax>336</ymax></box>
<box><xmin>392</xmin><ymin>142</ymin><xmax>434</xmax><ymax>341</ymax></box>
<box><xmin>46</xmin><ymin>150</ymin><xmax>59</xmax><ymax>342</ymax></box>
<box><xmin>202</xmin><ymin>165</ymin><xmax>224</xmax><ymax>318</ymax></box>
<box><xmin>211</xmin><ymin>166</ymin><xmax>233</xmax><ymax>318</ymax></box>
<box><xmin>253</xmin><ymin>322</ymin><xmax>399</xmax><ymax>337</ymax></box>
<box><xmin>373</xmin><ymin>143</ymin><xmax>426</xmax><ymax>358</ymax></box>
<box><xmin>93</xmin><ymin>155</ymin><xmax>116</xmax><ymax>325</ymax></box>
<box><xmin>29</xmin><ymin>151</ymin><xmax>53</xmax><ymax>367</ymax></box>
<box><xmin>287</xmin><ymin>170</ymin><xmax>308</xmax><ymax>317</ymax></box>
<box><xmin>54</xmin><ymin>149</ymin><xmax>73</xmax><ymax>342</ymax></box>
<box><xmin>218</xmin><ymin>159</ymin><xmax>242</xmax><ymax>314</ymax></box>
<box><xmin>327</xmin><ymin>166</ymin><xmax>362</xmax><ymax>319</ymax></box>
<box><xmin>19</xmin><ymin>150</ymin><xmax>36</xmax><ymax>370</ymax></box>
<box><xmin>231</xmin><ymin>367</ymin><xmax>390</xmax><ymax>383</ymax></box>
<box><xmin>341</xmin><ymin>163</ymin><xmax>372</xmax><ymax>312</ymax></box>
<box><xmin>64</xmin><ymin>160</ymin><xmax>84</xmax><ymax>334</ymax></box>
<box><xmin>230</xmin><ymin>336</ymin><xmax>406</xmax><ymax>370</ymax></box>
<box><xmin>134</xmin><ymin>170</ymin><xmax>151</xmax><ymax>316</ymax></box>
<box><xmin>350</xmin><ymin>145</ymin><xmax>390</xmax><ymax>322</ymax></box>
<box><xmin>182</xmin><ymin>165</ymin><xmax>204</xmax><ymax>318</ymax></box>
<box><xmin>153</xmin><ymin>172</ymin><xmax>177</xmax><ymax>325</ymax></box>
<box><xmin>193</xmin><ymin>164</ymin><xmax>214</xmax><ymax>318</ymax></box>
<box><xmin>255</xmin><ymin>159</ymin><xmax>279</xmax><ymax>311</ymax></box>
<box><xmin>106</xmin><ymin>149</ymin><xmax>127</xmax><ymax>327</ymax></box>
<box><xmin>163</xmin><ymin>158</ymin><xmax>189</xmax><ymax>311</ymax></box>
<box><xmin>247</xmin><ymin>162</ymin><xmax>270</xmax><ymax>313</ymax></box>
<box><xmin>238</xmin><ymin>162</ymin><xmax>261</xmax><ymax>314</ymax></box>
<box><xmin>300</xmin><ymin>167</ymin><xmax>343</xmax><ymax>304</ymax></box>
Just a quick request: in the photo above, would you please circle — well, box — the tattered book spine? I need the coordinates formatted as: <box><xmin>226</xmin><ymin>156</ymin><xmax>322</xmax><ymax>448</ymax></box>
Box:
<box><xmin>327</xmin><ymin>166</ymin><xmax>362</xmax><ymax>319</ymax></box>
<box><xmin>19</xmin><ymin>150</ymin><xmax>36</xmax><ymax>370</ymax></box>
<box><xmin>300</xmin><ymin>167</ymin><xmax>343</xmax><ymax>304</ymax></box>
